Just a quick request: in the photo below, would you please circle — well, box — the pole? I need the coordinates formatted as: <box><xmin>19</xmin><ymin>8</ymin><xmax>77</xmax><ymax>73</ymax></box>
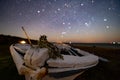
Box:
<box><xmin>21</xmin><ymin>27</ymin><xmax>32</xmax><ymax>46</ymax></box>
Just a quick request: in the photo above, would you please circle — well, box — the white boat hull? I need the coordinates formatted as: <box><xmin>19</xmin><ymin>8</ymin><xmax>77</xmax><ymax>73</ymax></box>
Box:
<box><xmin>10</xmin><ymin>44</ymin><xmax>98</xmax><ymax>80</ymax></box>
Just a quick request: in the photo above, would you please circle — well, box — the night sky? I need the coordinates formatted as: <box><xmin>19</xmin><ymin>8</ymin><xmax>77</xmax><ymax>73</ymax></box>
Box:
<box><xmin>0</xmin><ymin>0</ymin><xmax>120</xmax><ymax>43</ymax></box>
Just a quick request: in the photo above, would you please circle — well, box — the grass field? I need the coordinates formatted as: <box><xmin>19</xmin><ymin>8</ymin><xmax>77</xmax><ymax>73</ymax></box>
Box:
<box><xmin>0</xmin><ymin>44</ymin><xmax>120</xmax><ymax>80</ymax></box>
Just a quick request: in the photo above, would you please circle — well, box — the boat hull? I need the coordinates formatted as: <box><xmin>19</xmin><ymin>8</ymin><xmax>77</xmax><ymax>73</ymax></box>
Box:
<box><xmin>10</xmin><ymin>44</ymin><xmax>98</xmax><ymax>80</ymax></box>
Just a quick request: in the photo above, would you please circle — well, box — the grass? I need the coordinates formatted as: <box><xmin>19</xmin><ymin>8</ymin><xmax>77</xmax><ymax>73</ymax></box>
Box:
<box><xmin>0</xmin><ymin>44</ymin><xmax>120</xmax><ymax>80</ymax></box>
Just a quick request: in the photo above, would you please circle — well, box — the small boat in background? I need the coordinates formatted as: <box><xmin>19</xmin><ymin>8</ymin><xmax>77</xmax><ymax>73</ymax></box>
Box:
<box><xmin>10</xmin><ymin>43</ymin><xmax>99</xmax><ymax>80</ymax></box>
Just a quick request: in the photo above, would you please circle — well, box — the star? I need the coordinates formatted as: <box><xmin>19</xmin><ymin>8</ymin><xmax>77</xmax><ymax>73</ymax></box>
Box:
<box><xmin>37</xmin><ymin>10</ymin><xmax>40</xmax><ymax>13</ymax></box>
<box><xmin>91</xmin><ymin>0</ymin><xmax>94</xmax><ymax>3</ymax></box>
<box><xmin>85</xmin><ymin>22</ymin><xmax>89</xmax><ymax>27</ymax></box>
<box><xmin>108</xmin><ymin>8</ymin><xmax>111</xmax><ymax>10</ymax></box>
<box><xmin>106</xmin><ymin>26</ymin><xmax>110</xmax><ymax>29</ymax></box>
<box><xmin>80</xmin><ymin>3</ymin><xmax>84</xmax><ymax>6</ymax></box>
<box><xmin>64</xmin><ymin>3</ymin><xmax>69</xmax><ymax>8</ymax></box>
<box><xmin>62</xmin><ymin>22</ymin><xmax>65</xmax><ymax>25</ymax></box>
<box><xmin>68</xmin><ymin>22</ymin><xmax>71</xmax><ymax>25</ymax></box>
<box><xmin>104</xmin><ymin>18</ymin><xmax>107</xmax><ymax>21</ymax></box>
<box><xmin>57</xmin><ymin>8</ymin><xmax>61</xmax><ymax>11</ymax></box>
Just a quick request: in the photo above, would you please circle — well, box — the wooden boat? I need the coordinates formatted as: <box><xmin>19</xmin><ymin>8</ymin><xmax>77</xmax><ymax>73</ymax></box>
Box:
<box><xmin>10</xmin><ymin>43</ymin><xmax>99</xmax><ymax>80</ymax></box>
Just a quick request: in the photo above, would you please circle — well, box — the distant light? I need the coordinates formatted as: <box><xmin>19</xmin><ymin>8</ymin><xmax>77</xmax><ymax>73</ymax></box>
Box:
<box><xmin>112</xmin><ymin>42</ymin><xmax>116</xmax><ymax>44</ymax></box>
<box><xmin>20</xmin><ymin>40</ymin><xmax>26</xmax><ymax>44</ymax></box>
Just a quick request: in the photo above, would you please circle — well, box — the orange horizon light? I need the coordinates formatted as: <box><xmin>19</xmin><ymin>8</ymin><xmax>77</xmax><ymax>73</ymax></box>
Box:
<box><xmin>20</xmin><ymin>40</ymin><xmax>26</xmax><ymax>44</ymax></box>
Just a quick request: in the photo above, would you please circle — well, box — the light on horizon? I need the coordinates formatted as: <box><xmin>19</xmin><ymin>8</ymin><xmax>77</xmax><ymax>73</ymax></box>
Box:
<box><xmin>20</xmin><ymin>40</ymin><xmax>26</xmax><ymax>44</ymax></box>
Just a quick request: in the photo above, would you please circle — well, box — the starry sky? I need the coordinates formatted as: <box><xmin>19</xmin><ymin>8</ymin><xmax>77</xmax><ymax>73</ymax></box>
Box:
<box><xmin>0</xmin><ymin>0</ymin><xmax>120</xmax><ymax>43</ymax></box>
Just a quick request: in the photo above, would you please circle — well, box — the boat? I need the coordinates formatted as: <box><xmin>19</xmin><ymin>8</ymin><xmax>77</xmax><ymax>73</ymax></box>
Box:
<box><xmin>10</xmin><ymin>43</ymin><xmax>98</xmax><ymax>80</ymax></box>
<box><xmin>9</xmin><ymin>35</ymin><xmax>98</xmax><ymax>80</ymax></box>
